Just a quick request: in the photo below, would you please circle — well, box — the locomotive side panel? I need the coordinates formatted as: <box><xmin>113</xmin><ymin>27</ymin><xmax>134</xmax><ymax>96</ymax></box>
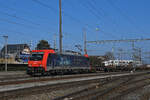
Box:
<box><xmin>46</xmin><ymin>54</ymin><xmax>90</xmax><ymax>72</ymax></box>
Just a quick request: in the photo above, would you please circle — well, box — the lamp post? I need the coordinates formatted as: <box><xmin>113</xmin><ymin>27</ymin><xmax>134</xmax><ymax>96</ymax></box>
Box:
<box><xmin>3</xmin><ymin>35</ymin><xmax>8</xmax><ymax>72</ymax></box>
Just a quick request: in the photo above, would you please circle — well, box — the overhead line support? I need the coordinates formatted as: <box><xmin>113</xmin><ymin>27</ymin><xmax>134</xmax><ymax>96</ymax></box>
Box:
<box><xmin>59</xmin><ymin>0</ymin><xmax>62</xmax><ymax>53</ymax></box>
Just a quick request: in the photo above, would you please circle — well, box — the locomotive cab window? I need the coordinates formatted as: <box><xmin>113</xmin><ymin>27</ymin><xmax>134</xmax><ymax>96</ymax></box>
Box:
<box><xmin>29</xmin><ymin>52</ymin><xmax>44</xmax><ymax>61</ymax></box>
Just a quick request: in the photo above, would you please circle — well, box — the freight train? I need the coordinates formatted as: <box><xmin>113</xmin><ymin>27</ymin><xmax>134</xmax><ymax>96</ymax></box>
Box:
<box><xmin>102</xmin><ymin>60</ymin><xmax>142</xmax><ymax>71</ymax></box>
<box><xmin>27</xmin><ymin>50</ymin><xmax>91</xmax><ymax>75</ymax></box>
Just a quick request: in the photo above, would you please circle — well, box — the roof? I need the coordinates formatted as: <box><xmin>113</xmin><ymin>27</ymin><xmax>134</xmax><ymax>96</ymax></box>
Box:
<box><xmin>32</xmin><ymin>49</ymin><xmax>55</xmax><ymax>53</ymax></box>
<box><xmin>1</xmin><ymin>44</ymin><xmax>29</xmax><ymax>53</ymax></box>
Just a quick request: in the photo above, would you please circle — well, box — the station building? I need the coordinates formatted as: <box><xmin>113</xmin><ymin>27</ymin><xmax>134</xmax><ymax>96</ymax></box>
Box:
<box><xmin>0</xmin><ymin>44</ymin><xmax>30</xmax><ymax>59</ymax></box>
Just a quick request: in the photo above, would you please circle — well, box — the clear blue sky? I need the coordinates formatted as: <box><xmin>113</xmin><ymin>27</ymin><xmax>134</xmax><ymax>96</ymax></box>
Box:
<box><xmin>0</xmin><ymin>0</ymin><xmax>150</xmax><ymax>56</ymax></box>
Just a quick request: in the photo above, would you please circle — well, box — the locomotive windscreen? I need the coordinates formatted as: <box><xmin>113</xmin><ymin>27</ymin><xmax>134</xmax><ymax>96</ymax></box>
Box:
<box><xmin>29</xmin><ymin>52</ymin><xmax>44</xmax><ymax>61</ymax></box>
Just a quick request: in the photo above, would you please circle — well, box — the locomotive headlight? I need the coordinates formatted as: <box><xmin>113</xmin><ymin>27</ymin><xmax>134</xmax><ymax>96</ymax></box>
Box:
<box><xmin>40</xmin><ymin>64</ymin><xmax>42</xmax><ymax>67</ymax></box>
<box><xmin>29</xmin><ymin>64</ymin><xmax>32</xmax><ymax>67</ymax></box>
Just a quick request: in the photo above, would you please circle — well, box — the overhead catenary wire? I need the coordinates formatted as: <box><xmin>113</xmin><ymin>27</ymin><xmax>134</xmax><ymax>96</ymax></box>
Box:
<box><xmin>106</xmin><ymin>0</ymin><xmax>145</xmax><ymax>34</ymax></box>
<box><xmin>87</xmin><ymin>0</ymin><xmax>118</xmax><ymax>30</ymax></box>
<box><xmin>32</xmin><ymin>0</ymin><xmax>89</xmax><ymax>27</ymax></box>
<box><xmin>33</xmin><ymin>0</ymin><xmax>113</xmax><ymax>40</ymax></box>
<box><xmin>0</xmin><ymin>0</ymin><xmax>106</xmax><ymax>38</ymax></box>
<box><xmin>89</xmin><ymin>0</ymin><xmax>148</xmax><ymax>39</ymax></box>
<box><xmin>0</xmin><ymin>18</ymin><xmax>37</xmax><ymax>29</ymax></box>
<box><xmin>0</xmin><ymin>2</ymin><xmax>51</xmax><ymax>22</ymax></box>
<box><xmin>0</xmin><ymin>0</ymin><xmax>76</xmax><ymax>42</ymax></box>
<box><xmin>63</xmin><ymin>0</ymin><xmax>97</xmax><ymax>29</ymax></box>
<box><xmin>82</xmin><ymin>0</ymin><xmax>148</xmax><ymax>39</ymax></box>
<box><xmin>0</xmin><ymin>2</ymin><xmax>58</xmax><ymax>32</ymax></box>
<box><xmin>89</xmin><ymin>0</ymin><xmax>120</xmax><ymax>33</ymax></box>
<box><xmin>31</xmin><ymin>0</ymin><xmax>96</xmax><ymax>38</ymax></box>
<box><xmin>32</xmin><ymin>0</ymin><xmax>101</xmax><ymax>35</ymax></box>
<box><xmin>92</xmin><ymin>0</ymin><xmax>106</xmax><ymax>16</ymax></box>
<box><xmin>31</xmin><ymin>0</ymin><xmax>57</xmax><ymax>13</ymax></box>
<box><xmin>0</xmin><ymin>17</ymin><xmax>57</xmax><ymax>35</ymax></box>
<box><xmin>0</xmin><ymin>27</ymin><xmax>54</xmax><ymax>45</ymax></box>
<box><xmin>77</xmin><ymin>0</ymin><xmax>120</xmax><ymax>39</ymax></box>
<box><xmin>0</xmin><ymin>11</ymin><xmax>40</xmax><ymax>26</ymax></box>
<box><xmin>77</xmin><ymin>0</ymin><xmax>103</xmax><ymax>22</ymax></box>
<box><xmin>0</xmin><ymin>28</ymin><xmax>29</xmax><ymax>37</ymax></box>
<box><xmin>86</xmin><ymin>0</ymin><xmax>104</xmax><ymax>17</ymax></box>
<box><xmin>64</xmin><ymin>0</ymin><xmax>114</xmax><ymax>37</ymax></box>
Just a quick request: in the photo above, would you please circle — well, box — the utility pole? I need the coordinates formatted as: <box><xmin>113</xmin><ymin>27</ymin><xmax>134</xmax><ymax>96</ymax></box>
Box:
<box><xmin>53</xmin><ymin>34</ymin><xmax>57</xmax><ymax>50</ymax></box>
<box><xmin>118</xmin><ymin>48</ymin><xmax>123</xmax><ymax>60</ymax></box>
<box><xmin>3</xmin><ymin>35</ymin><xmax>8</xmax><ymax>72</ymax></box>
<box><xmin>83</xmin><ymin>28</ymin><xmax>87</xmax><ymax>54</ymax></box>
<box><xmin>59</xmin><ymin>0</ymin><xmax>63</xmax><ymax>53</ymax></box>
<box><xmin>29</xmin><ymin>40</ymin><xmax>32</xmax><ymax>50</ymax></box>
<box><xmin>112</xmin><ymin>43</ymin><xmax>115</xmax><ymax>60</ymax></box>
<box><xmin>132</xmin><ymin>42</ymin><xmax>135</xmax><ymax>61</ymax></box>
<box><xmin>139</xmin><ymin>48</ymin><xmax>142</xmax><ymax>62</ymax></box>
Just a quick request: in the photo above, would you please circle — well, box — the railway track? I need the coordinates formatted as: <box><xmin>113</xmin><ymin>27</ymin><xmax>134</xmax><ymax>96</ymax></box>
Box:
<box><xmin>0</xmin><ymin>71</ymin><xmax>149</xmax><ymax>100</ymax></box>
<box><xmin>53</xmin><ymin>71</ymin><xmax>150</xmax><ymax>100</ymax></box>
<box><xmin>0</xmin><ymin>72</ymin><xmax>126</xmax><ymax>86</ymax></box>
<box><xmin>0</xmin><ymin>72</ymin><xmax>135</xmax><ymax>100</ymax></box>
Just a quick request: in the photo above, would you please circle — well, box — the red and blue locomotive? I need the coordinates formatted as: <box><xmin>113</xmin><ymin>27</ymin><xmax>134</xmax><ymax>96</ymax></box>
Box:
<box><xmin>27</xmin><ymin>50</ymin><xmax>91</xmax><ymax>75</ymax></box>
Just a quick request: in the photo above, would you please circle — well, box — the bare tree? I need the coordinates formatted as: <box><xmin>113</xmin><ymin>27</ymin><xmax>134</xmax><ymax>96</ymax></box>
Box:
<box><xmin>104</xmin><ymin>52</ymin><xmax>115</xmax><ymax>60</ymax></box>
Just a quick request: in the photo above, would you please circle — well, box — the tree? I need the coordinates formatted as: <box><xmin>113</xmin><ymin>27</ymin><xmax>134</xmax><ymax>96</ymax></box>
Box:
<box><xmin>89</xmin><ymin>56</ymin><xmax>103</xmax><ymax>67</ymax></box>
<box><xmin>36</xmin><ymin>40</ymin><xmax>50</xmax><ymax>50</ymax></box>
<box><xmin>104</xmin><ymin>52</ymin><xmax>115</xmax><ymax>60</ymax></box>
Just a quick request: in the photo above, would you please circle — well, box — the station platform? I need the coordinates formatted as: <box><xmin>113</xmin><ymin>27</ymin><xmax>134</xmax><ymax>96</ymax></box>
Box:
<box><xmin>0</xmin><ymin>71</ymin><xmax>26</xmax><ymax>76</ymax></box>
<box><xmin>0</xmin><ymin>71</ymin><xmax>27</xmax><ymax>79</ymax></box>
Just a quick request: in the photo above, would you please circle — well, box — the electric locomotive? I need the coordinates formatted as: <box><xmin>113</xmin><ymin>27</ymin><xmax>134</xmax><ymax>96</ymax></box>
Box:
<box><xmin>27</xmin><ymin>49</ymin><xmax>91</xmax><ymax>75</ymax></box>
